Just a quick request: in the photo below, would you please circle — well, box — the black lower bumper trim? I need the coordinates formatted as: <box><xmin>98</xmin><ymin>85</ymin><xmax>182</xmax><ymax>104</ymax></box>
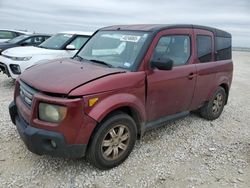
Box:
<box><xmin>0</xmin><ymin>62</ymin><xmax>11</xmax><ymax>77</ymax></box>
<box><xmin>9</xmin><ymin>101</ymin><xmax>87</xmax><ymax>158</ymax></box>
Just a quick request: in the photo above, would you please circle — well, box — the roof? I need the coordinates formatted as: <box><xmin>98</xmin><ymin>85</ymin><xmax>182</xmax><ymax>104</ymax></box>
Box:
<box><xmin>100</xmin><ymin>24</ymin><xmax>231</xmax><ymax>38</ymax></box>
<box><xmin>59</xmin><ymin>31</ymin><xmax>93</xmax><ymax>36</ymax></box>
<box><xmin>0</xmin><ymin>29</ymin><xmax>32</xmax><ymax>35</ymax></box>
<box><xmin>25</xmin><ymin>33</ymin><xmax>52</xmax><ymax>37</ymax></box>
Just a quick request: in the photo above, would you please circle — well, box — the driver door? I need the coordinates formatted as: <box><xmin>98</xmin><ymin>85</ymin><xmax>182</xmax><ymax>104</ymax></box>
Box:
<box><xmin>146</xmin><ymin>28</ymin><xmax>197</xmax><ymax>121</ymax></box>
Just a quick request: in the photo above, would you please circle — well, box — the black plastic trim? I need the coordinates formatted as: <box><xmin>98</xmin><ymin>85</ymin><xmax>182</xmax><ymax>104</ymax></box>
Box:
<box><xmin>143</xmin><ymin>111</ymin><xmax>189</xmax><ymax>133</ymax></box>
<box><xmin>0</xmin><ymin>62</ymin><xmax>11</xmax><ymax>77</ymax></box>
<box><xmin>100</xmin><ymin>24</ymin><xmax>231</xmax><ymax>38</ymax></box>
<box><xmin>9</xmin><ymin>101</ymin><xmax>87</xmax><ymax>158</ymax></box>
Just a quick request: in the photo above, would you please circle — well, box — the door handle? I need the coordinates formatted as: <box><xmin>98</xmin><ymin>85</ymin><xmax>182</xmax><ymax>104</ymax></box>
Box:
<box><xmin>187</xmin><ymin>72</ymin><xmax>197</xmax><ymax>79</ymax></box>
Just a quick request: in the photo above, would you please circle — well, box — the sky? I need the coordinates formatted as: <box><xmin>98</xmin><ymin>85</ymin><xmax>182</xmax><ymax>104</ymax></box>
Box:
<box><xmin>0</xmin><ymin>0</ymin><xmax>250</xmax><ymax>47</ymax></box>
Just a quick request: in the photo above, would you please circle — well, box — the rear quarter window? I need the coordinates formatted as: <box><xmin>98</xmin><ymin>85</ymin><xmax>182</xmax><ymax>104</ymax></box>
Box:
<box><xmin>216</xmin><ymin>37</ymin><xmax>232</xmax><ymax>60</ymax></box>
<box><xmin>197</xmin><ymin>35</ymin><xmax>212</xmax><ymax>63</ymax></box>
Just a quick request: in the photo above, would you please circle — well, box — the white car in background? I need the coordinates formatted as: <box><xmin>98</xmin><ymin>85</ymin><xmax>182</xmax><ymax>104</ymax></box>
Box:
<box><xmin>0</xmin><ymin>29</ymin><xmax>32</xmax><ymax>43</ymax></box>
<box><xmin>0</xmin><ymin>31</ymin><xmax>93</xmax><ymax>79</ymax></box>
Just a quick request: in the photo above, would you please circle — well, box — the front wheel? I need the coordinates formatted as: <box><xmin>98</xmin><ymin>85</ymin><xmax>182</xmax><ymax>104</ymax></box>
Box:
<box><xmin>87</xmin><ymin>113</ymin><xmax>137</xmax><ymax>170</ymax></box>
<box><xmin>200</xmin><ymin>86</ymin><xmax>227</xmax><ymax>120</ymax></box>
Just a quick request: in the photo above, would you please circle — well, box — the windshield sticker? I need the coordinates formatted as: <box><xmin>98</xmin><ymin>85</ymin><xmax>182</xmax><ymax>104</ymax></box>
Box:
<box><xmin>120</xmin><ymin>35</ymin><xmax>141</xmax><ymax>43</ymax></box>
<box><xmin>63</xmin><ymin>34</ymin><xmax>73</xmax><ymax>38</ymax></box>
<box><xmin>102</xmin><ymin>34</ymin><xmax>122</xmax><ymax>39</ymax></box>
<box><xmin>124</xmin><ymin>62</ymin><xmax>131</xmax><ymax>67</ymax></box>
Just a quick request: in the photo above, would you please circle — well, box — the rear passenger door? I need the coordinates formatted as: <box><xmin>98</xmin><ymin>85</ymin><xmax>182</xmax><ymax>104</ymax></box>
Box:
<box><xmin>189</xmin><ymin>29</ymin><xmax>216</xmax><ymax>110</ymax></box>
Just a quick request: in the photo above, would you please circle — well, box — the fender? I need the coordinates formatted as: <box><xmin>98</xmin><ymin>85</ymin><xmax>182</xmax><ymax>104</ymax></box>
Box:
<box><xmin>86</xmin><ymin>93</ymin><xmax>146</xmax><ymax>124</ymax></box>
<box><xmin>206</xmin><ymin>74</ymin><xmax>230</xmax><ymax>101</ymax></box>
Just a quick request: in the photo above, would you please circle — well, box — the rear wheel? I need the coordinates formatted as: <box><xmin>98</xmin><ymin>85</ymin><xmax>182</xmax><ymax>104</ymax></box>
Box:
<box><xmin>87</xmin><ymin>113</ymin><xmax>137</xmax><ymax>170</ymax></box>
<box><xmin>200</xmin><ymin>86</ymin><xmax>226</xmax><ymax>120</ymax></box>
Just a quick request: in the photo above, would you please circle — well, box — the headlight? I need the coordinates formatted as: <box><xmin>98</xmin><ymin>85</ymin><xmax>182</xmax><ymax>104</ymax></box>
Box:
<box><xmin>39</xmin><ymin>103</ymin><xmax>67</xmax><ymax>123</ymax></box>
<box><xmin>10</xmin><ymin>56</ymin><xmax>32</xmax><ymax>61</ymax></box>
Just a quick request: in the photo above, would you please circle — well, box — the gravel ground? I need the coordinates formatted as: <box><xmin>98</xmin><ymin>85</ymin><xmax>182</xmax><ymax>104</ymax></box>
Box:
<box><xmin>0</xmin><ymin>51</ymin><xmax>250</xmax><ymax>188</ymax></box>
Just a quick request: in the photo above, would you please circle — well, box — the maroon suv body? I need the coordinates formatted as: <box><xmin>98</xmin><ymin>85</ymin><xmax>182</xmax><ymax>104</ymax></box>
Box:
<box><xmin>9</xmin><ymin>24</ymin><xmax>233</xmax><ymax>169</ymax></box>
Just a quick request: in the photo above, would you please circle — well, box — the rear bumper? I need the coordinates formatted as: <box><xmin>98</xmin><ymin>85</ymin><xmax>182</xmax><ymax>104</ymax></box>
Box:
<box><xmin>9</xmin><ymin>101</ymin><xmax>87</xmax><ymax>158</ymax></box>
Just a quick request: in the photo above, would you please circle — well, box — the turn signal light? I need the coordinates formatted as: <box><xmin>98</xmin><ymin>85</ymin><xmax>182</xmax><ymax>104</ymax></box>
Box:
<box><xmin>88</xmin><ymin>97</ymin><xmax>99</xmax><ymax>107</ymax></box>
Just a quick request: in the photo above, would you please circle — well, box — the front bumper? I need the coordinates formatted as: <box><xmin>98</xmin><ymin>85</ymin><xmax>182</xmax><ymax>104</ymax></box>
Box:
<box><xmin>9</xmin><ymin>101</ymin><xmax>87</xmax><ymax>158</ymax></box>
<box><xmin>0</xmin><ymin>62</ymin><xmax>11</xmax><ymax>77</ymax></box>
<box><xmin>0</xmin><ymin>55</ymin><xmax>28</xmax><ymax>79</ymax></box>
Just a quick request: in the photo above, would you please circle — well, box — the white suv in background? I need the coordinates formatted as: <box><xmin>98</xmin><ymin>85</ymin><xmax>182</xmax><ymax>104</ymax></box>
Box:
<box><xmin>0</xmin><ymin>31</ymin><xmax>93</xmax><ymax>79</ymax></box>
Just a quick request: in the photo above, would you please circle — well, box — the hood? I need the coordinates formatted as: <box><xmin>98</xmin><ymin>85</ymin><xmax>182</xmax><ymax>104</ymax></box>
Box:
<box><xmin>2</xmin><ymin>46</ymin><xmax>62</xmax><ymax>56</ymax></box>
<box><xmin>20</xmin><ymin>59</ymin><xmax>125</xmax><ymax>94</ymax></box>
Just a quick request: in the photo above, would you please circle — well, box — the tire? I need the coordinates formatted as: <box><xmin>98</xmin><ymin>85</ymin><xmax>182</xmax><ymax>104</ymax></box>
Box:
<box><xmin>200</xmin><ymin>86</ymin><xmax>227</xmax><ymax>120</ymax></box>
<box><xmin>86</xmin><ymin>113</ymin><xmax>137</xmax><ymax>170</ymax></box>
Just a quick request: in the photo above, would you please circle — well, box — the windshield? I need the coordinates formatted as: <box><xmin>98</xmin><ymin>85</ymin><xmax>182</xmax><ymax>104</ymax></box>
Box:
<box><xmin>7</xmin><ymin>35</ymin><xmax>29</xmax><ymax>44</ymax></box>
<box><xmin>77</xmin><ymin>31</ymin><xmax>149</xmax><ymax>70</ymax></box>
<box><xmin>39</xmin><ymin>33</ymin><xmax>72</xmax><ymax>49</ymax></box>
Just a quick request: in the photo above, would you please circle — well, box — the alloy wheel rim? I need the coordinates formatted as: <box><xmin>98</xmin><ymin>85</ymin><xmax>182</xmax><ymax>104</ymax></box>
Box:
<box><xmin>101</xmin><ymin>125</ymin><xmax>130</xmax><ymax>161</ymax></box>
<box><xmin>212</xmin><ymin>93</ymin><xmax>224</xmax><ymax>114</ymax></box>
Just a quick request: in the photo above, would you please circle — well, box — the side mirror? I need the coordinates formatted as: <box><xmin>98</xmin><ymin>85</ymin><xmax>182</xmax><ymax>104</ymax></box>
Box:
<box><xmin>151</xmin><ymin>58</ymin><xmax>173</xmax><ymax>70</ymax></box>
<box><xmin>66</xmin><ymin>44</ymin><xmax>76</xmax><ymax>50</ymax></box>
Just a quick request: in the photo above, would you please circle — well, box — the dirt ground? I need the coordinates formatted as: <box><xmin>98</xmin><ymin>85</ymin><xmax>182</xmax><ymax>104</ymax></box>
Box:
<box><xmin>0</xmin><ymin>51</ymin><xmax>249</xmax><ymax>188</ymax></box>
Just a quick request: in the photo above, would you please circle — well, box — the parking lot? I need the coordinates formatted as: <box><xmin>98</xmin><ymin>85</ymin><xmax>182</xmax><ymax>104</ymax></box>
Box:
<box><xmin>0</xmin><ymin>51</ymin><xmax>249</xmax><ymax>187</ymax></box>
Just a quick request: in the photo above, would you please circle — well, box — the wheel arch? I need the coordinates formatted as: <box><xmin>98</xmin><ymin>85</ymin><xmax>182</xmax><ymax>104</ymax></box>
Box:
<box><xmin>207</xmin><ymin>77</ymin><xmax>230</xmax><ymax>105</ymax></box>
<box><xmin>219</xmin><ymin>83</ymin><xmax>229</xmax><ymax>104</ymax></box>
<box><xmin>90</xmin><ymin>105</ymin><xmax>144</xmax><ymax>138</ymax></box>
<box><xmin>85</xmin><ymin>105</ymin><xmax>144</xmax><ymax>157</ymax></box>
<box><xmin>86</xmin><ymin>93</ymin><xmax>146</xmax><ymax>137</ymax></box>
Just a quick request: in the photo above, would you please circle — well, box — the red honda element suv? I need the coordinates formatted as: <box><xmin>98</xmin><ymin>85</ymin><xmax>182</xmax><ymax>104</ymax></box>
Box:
<box><xmin>9</xmin><ymin>24</ymin><xmax>233</xmax><ymax>169</ymax></box>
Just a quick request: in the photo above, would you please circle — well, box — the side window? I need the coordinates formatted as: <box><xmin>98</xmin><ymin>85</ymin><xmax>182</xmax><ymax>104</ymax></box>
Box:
<box><xmin>22</xmin><ymin>38</ymin><xmax>33</xmax><ymax>45</ymax></box>
<box><xmin>69</xmin><ymin>36</ymin><xmax>89</xmax><ymax>50</ymax></box>
<box><xmin>152</xmin><ymin>35</ymin><xmax>191</xmax><ymax>66</ymax></box>
<box><xmin>0</xmin><ymin>31</ymin><xmax>15</xmax><ymax>39</ymax></box>
<box><xmin>33</xmin><ymin>37</ymin><xmax>44</xmax><ymax>44</ymax></box>
<box><xmin>216</xmin><ymin>37</ymin><xmax>231</xmax><ymax>60</ymax></box>
<box><xmin>197</xmin><ymin>35</ymin><xmax>212</xmax><ymax>63</ymax></box>
<box><xmin>12</xmin><ymin>32</ymin><xmax>19</xmax><ymax>38</ymax></box>
<box><xmin>22</xmin><ymin>36</ymin><xmax>49</xmax><ymax>46</ymax></box>
<box><xmin>44</xmin><ymin>36</ymin><xmax>50</xmax><ymax>41</ymax></box>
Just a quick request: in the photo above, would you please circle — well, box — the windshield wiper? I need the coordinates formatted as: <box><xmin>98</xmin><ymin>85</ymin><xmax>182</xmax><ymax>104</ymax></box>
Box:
<box><xmin>74</xmin><ymin>55</ymin><xmax>83</xmax><ymax>61</ymax></box>
<box><xmin>38</xmin><ymin>46</ymin><xmax>47</xmax><ymax>49</ymax></box>
<box><xmin>89</xmin><ymin>59</ymin><xmax>113</xmax><ymax>68</ymax></box>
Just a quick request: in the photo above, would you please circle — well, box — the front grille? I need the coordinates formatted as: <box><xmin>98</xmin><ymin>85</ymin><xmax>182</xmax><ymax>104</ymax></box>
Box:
<box><xmin>19</xmin><ymin>81</ymin><xmax>38</xmax><ymax>108</ymax></box>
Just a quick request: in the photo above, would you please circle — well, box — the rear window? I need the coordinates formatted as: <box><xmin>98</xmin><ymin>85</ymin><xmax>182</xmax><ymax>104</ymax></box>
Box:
<box><xmin>7</xmin><ymin>35</ymin><xmax>29</xmax><ymax>44</ymax></box>
<box><xmin>216</xmin><ymin>37</ymin><xmax>232</xmax><ymax>60</ymax></box>
<box><xmin>0</xmin><ymin>31</ymin><xmax>15</xmax><ymax>39</ymax></box>
<box><xmin>197</xmin><ymin>35</ymin><xmax>212</xmax><ymax>63</ymax></box>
